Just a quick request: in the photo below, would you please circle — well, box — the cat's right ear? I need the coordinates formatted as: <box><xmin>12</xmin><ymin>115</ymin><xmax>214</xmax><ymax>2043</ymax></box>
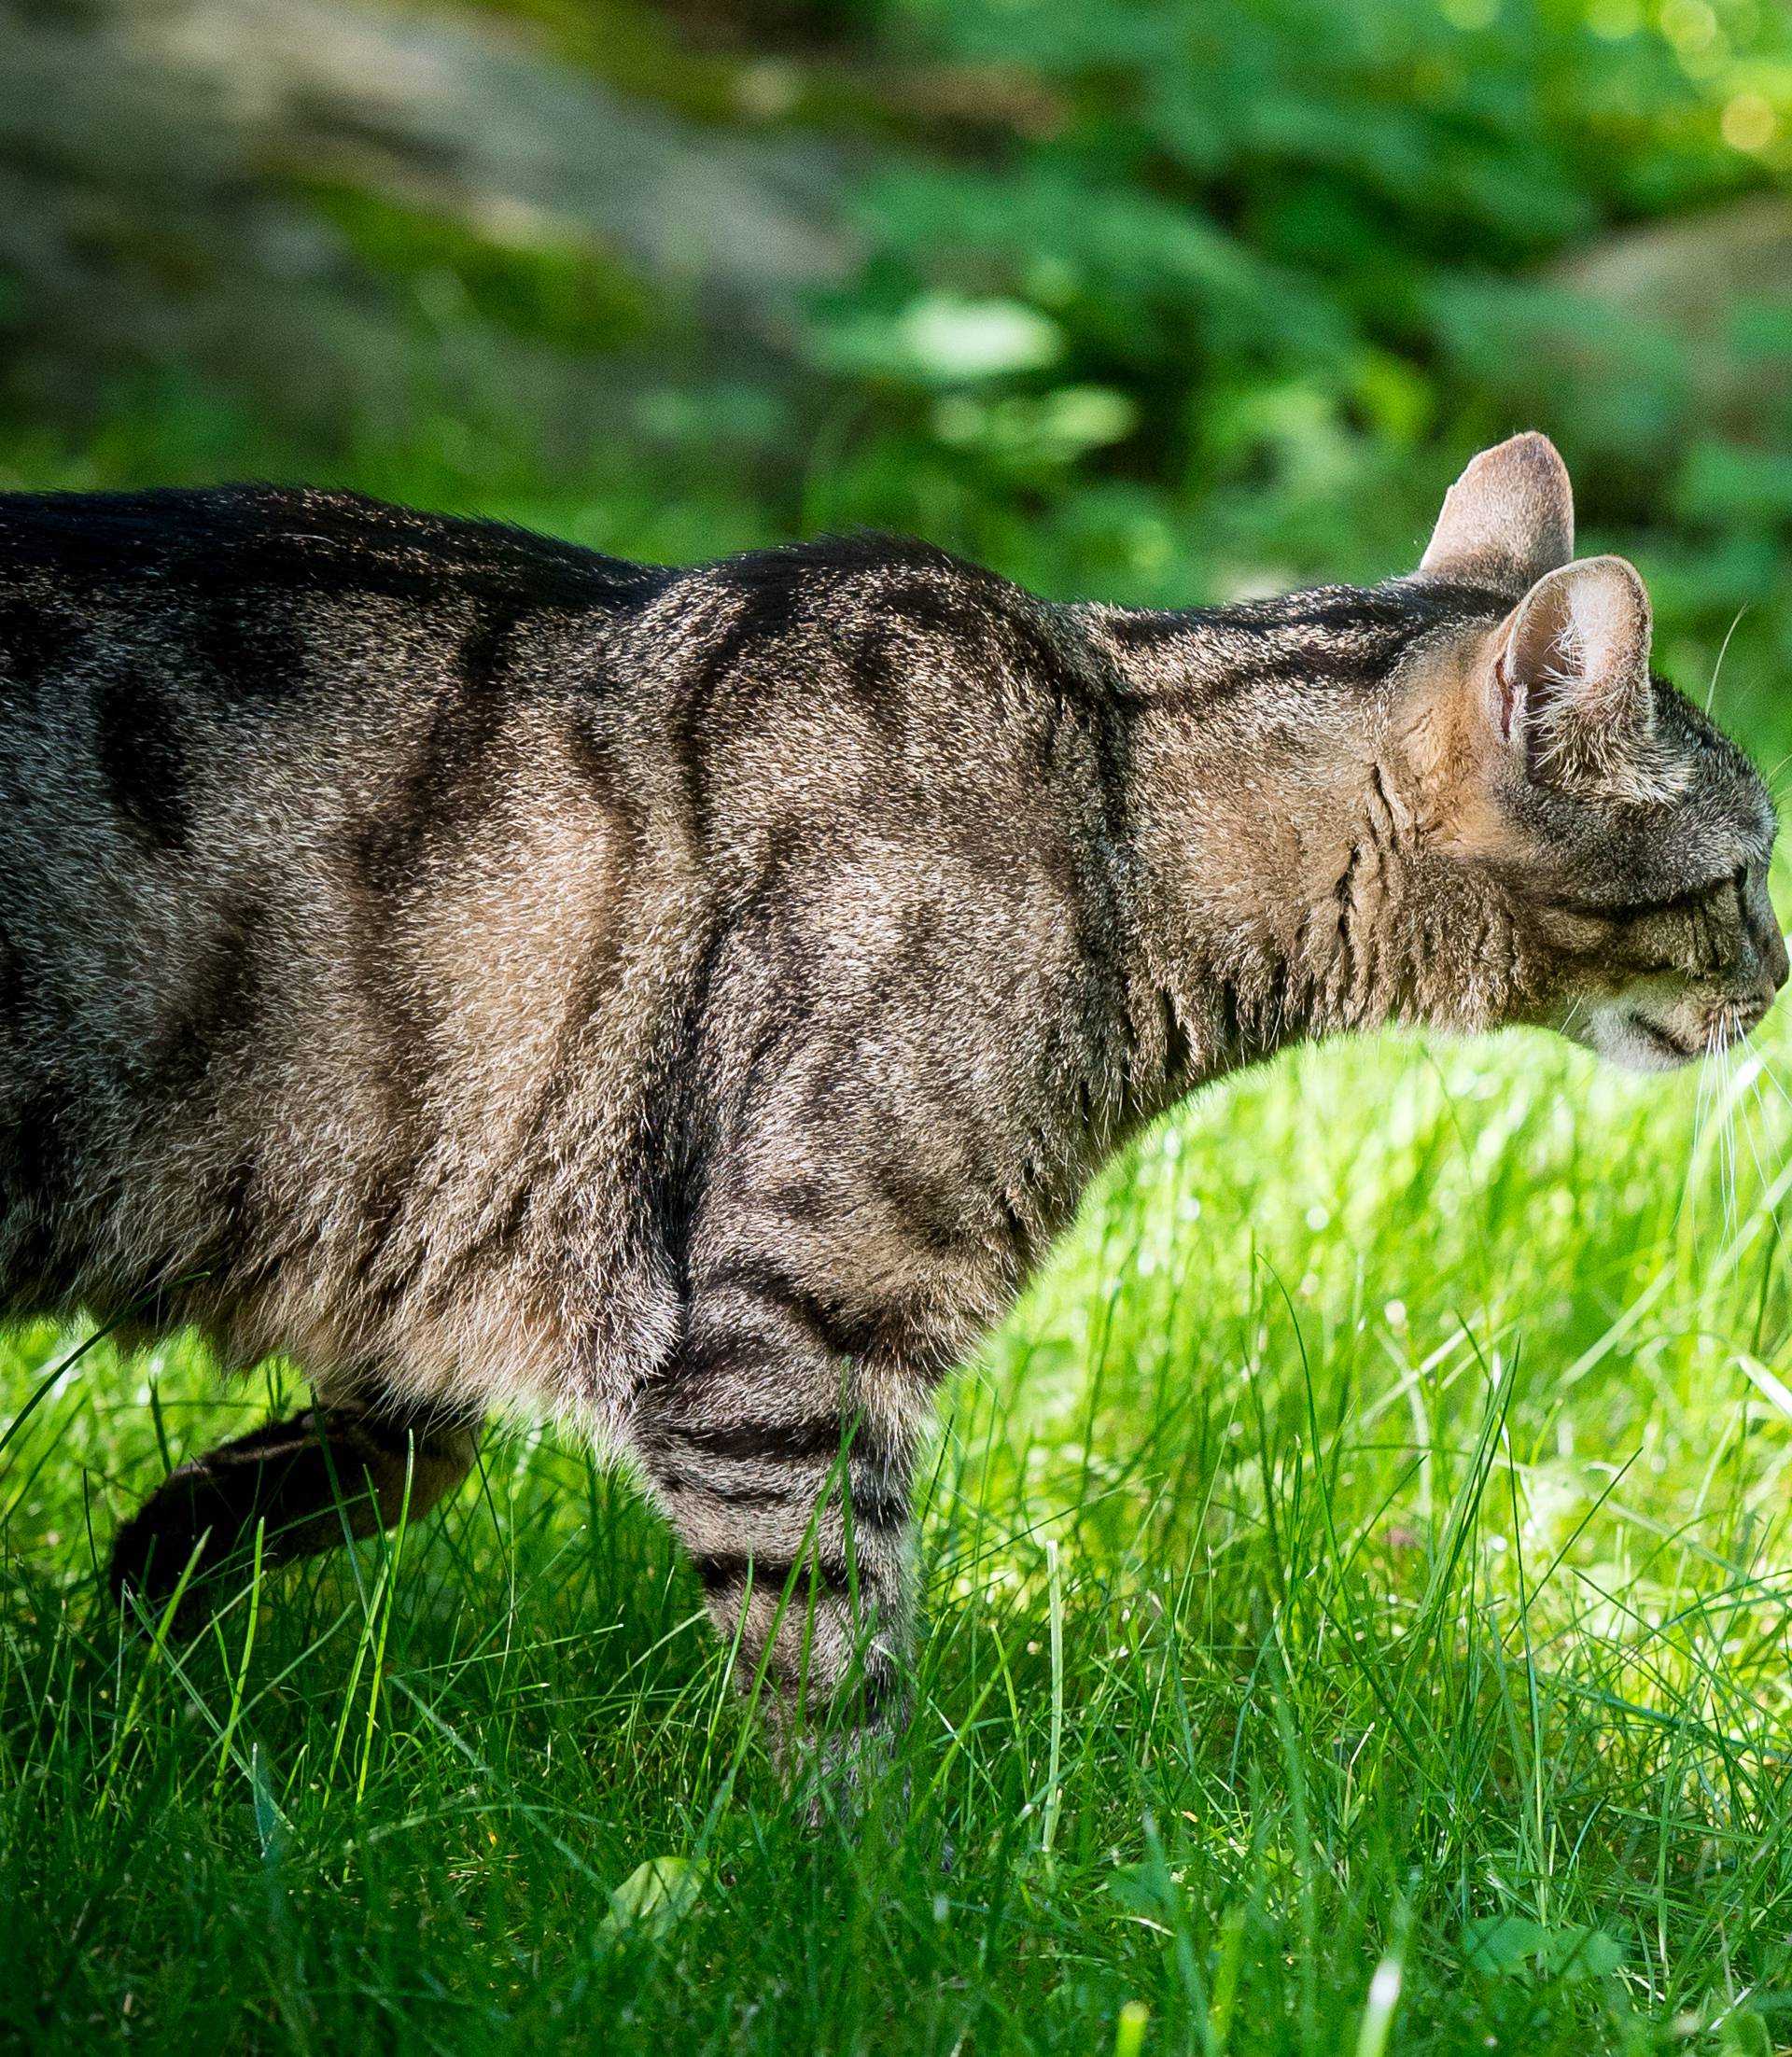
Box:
<box><xmin>1419</xmin><ymin>432</ymin><xmax>1574</xmax><ymax>595</ymax></box>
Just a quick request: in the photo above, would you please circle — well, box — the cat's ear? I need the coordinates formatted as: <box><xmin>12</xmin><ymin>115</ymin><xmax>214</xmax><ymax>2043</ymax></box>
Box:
<box><xmin>1419</xmin><ymin>432</ymin><xmax>1574</xmax><ymax>593</ymax></box>
<box><xmin>1493</xmin><ymin>555</ymin><xmax>1655</xmax><ymax>786</ymax></box>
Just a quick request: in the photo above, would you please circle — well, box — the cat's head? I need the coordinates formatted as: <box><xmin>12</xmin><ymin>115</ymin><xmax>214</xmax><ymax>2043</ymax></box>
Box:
<box><xmin>1398</xmin><ymin>432</ymin><xmax>1784</xmax><ymax>1072</ymax></box>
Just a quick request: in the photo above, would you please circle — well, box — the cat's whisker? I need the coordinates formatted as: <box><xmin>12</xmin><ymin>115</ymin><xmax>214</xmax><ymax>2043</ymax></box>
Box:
<box><xmin>1724</xmin><ymin>1034</ymin><xmax>1751</xmax><ymax>1244</ymax></box>
<box><xmin>1701</xmin><ymin>1034</ymin><xmax>1730</xmax><ymax>1252</ymax></box>
<box><xmin>1704</xmin><ymin>604</ymin><xmax>1748</xmax><ymax>714</ymax></box>
<box><xmin>1691</xmin><ymin>1021</ymin><xmax>1747</xmax><ymax>1260</ymax></box>
<box><xmin>1685</xmin><ymin>1033</ymin><xmax>1717</xmax><ymax>1253</ymax></box>
<box><xmin>1739</xmin><ymin>1070</ymin><xmax>1778</xmax><ymax>1238</ymax></box>
<box><xmin>1721</xmin><ymin>1042</ymin><xmax>1741</xmax><ymax>1247</ymax></box>
<box><xmin>1717</xmin><ymin>1072</ymin><xmax>1735</xmax><ymax>1209</ymax></box>
<box><xmin>1750</xmin><ymin>1053</ymin><xmax>1792</xmax><ymax>1118</ymax></box>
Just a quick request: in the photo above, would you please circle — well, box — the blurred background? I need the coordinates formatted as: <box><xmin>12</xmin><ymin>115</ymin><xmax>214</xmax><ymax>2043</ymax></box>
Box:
<box><xmin>3</xmin><ymin>0</ymin><xmax>1791</xmax><ymax>745</ymax></box>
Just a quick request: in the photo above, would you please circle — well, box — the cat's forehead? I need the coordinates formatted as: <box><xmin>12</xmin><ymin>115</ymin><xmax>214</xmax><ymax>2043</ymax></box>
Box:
<box><xmin>1656</xmin><ymin>683</ymin><xmax>1776</xmax><ymax>847</ymax></box>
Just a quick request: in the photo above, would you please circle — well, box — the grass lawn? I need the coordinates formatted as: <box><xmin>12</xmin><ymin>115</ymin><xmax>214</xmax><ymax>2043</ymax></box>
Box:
<box><xmin>6</xmin><ymin>1001</ymin><xmax>1792</xmax><ymax>2054</ymax></box>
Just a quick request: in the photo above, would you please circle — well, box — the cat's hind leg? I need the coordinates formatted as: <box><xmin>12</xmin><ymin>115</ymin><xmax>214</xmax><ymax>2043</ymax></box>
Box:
<box><xmin>108</xmin><ymin>1396</ymin><xmax>478</xmax><ymax>1613</ymax></box>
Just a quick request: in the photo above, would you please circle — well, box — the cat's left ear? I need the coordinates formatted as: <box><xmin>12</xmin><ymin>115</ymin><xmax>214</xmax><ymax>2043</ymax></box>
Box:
<box><xmin>1419</xmin><ymin>432</ymin><xmax>1574</xmax><ymax>594</ymax></box>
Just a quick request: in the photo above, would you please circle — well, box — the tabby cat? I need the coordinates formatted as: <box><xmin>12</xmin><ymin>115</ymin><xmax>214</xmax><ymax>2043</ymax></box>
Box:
<box><xmin>0</xmin><ymin>432</ymin><xmax>1780</xmax><ymax>1779</ymax></box>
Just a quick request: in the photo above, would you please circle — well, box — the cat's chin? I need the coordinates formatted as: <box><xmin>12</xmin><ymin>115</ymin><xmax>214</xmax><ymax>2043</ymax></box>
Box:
<box><xmin>1570</xmin><ymin>1005</ymin><xmax>1705</xmax><ymax>1074</ymax></box>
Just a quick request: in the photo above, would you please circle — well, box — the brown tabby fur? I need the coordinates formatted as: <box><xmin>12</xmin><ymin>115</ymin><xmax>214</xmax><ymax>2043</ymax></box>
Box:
<box><xmin>0</xmin><ymin>433</ymin><xmax>1780</xmax><ymax>1780</ymax></box>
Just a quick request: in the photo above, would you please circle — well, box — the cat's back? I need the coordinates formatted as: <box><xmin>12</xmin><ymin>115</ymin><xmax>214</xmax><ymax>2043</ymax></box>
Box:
<box><xmin>0</xmin><ymin>483</ymin><xmax>668</xmax><ymax>737</ymax></box>
<box><xmin>0</xmin><ymin>483</ymin><xmax>664</xmax><ymax>619</ymax></box>
<box><xmin>0</xmin><ymin>483</ymin><xmax>683</xmax><ymax>984</ymax></box>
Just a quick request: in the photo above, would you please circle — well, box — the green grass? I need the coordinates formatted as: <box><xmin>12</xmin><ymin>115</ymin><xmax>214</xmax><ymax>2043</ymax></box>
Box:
<box><xmin>7</xmin><ymin>1005</ymin><xmax>1792</xmax><ymax>2053</ymax></box>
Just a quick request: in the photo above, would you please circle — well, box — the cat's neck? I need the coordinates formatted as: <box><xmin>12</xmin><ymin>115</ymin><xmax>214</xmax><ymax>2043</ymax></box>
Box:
<box><xmin>1075</xmin><ymin>594</ymin><xmax>1527</xmax><ymax>1109</ymax></box>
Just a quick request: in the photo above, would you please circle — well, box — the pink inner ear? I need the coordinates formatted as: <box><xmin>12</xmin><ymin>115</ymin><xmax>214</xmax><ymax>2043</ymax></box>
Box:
<box><xmin>1495</xmin><ymin>653</ymin><xmax>1521</xmax><ymax>743</ymax></box>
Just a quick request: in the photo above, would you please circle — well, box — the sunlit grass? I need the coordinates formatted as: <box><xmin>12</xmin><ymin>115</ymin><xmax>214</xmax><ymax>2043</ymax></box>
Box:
<box><xmin>6</xmin><ymin>995</ymin><xmax>1792</xmax><ymax>2051</ymax></box>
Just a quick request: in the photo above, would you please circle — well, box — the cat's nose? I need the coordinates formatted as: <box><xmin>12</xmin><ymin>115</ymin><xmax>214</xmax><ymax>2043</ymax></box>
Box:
<box><xmin>1750</xmin><ymin>925</ymin><xmax>1791</xmax><ymax>1015</ymax></box>
<box><xmin>1742</xmin><ymin>910</ymin><xmax>1789</xmax><ymax>1013</ymax></box>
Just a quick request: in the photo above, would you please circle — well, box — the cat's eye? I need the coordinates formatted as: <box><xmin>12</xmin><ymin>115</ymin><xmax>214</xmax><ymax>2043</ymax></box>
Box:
<box><xmin>1561</xmin><ymin>863</ymin><xmax>1756</xmax><ymax>931</ymax></box>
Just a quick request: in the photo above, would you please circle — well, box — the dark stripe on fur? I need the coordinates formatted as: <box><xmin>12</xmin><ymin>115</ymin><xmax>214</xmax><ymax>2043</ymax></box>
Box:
<box><xmin>354</xmin><ymin>604</ymin><xmax>516</xmax><ymax>902</ymax></box>
<box><xmin>692</xmin><ymin>1550</ymin><xmax>855</xmax><ymax>1598</ymax></box>
<box><xmin>690</xmin><ymin>1255</ymin><xmax>889</xmax><ymax>1364</ymax></box>
<box><xmin>202</xmin><ymin>591</ymin><xmax>306</xmax><ymax>707</ymax></box>
<box><xmin>94</xmin><ymin>672</ymin><xmax>190</xmax><ymax>850</ymax></box>
<box><xmin>650</xmin><ymin>1438</ymin><xmax>911</xmax><ymax>1530</ymax></box>
<box><xmin>0</xmin><ymin>598</ymin><xmax>72</xmax><ymax>694</ymax></box>
<box><xmin>149</xmin><ymin>898</ymin><xmax>264</xmax><ymax>1096</ymax></box>
<box><xmin>651</xmin><ymin>1414</ymin><xmax>863</xmax><ymax>1465</ymax></box>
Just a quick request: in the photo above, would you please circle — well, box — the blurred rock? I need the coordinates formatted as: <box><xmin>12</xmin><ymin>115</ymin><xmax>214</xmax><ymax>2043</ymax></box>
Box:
<box><xmin>1552</xmin><ymin>192</ymin><xmax>1792</xmax><ymax>334</ymax></box>
<box><xmin>0</xmin><ymin>0</ymin><xmax>860</xmax><ymax>443</ymax></box>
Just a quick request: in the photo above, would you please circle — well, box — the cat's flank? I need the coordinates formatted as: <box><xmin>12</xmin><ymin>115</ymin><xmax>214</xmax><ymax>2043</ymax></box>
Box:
<box><xmin>0</xmin><ymin>433</ymin><xmax>1781</xmax><ymax>1784</ymax></box>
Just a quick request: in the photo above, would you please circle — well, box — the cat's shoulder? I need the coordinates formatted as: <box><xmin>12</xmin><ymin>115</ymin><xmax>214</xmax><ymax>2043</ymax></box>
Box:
<box><xmin>697</xmin><ymin>529</ymin><xmax>1049</xmax><ymax>640</ymax></box>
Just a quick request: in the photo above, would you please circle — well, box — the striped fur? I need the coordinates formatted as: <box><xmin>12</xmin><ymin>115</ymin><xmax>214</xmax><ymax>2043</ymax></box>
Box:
<box><xmin>0</xmin><ymin>435</ymin><xmax>1779</xmax><ymax>1778</ymax></box>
